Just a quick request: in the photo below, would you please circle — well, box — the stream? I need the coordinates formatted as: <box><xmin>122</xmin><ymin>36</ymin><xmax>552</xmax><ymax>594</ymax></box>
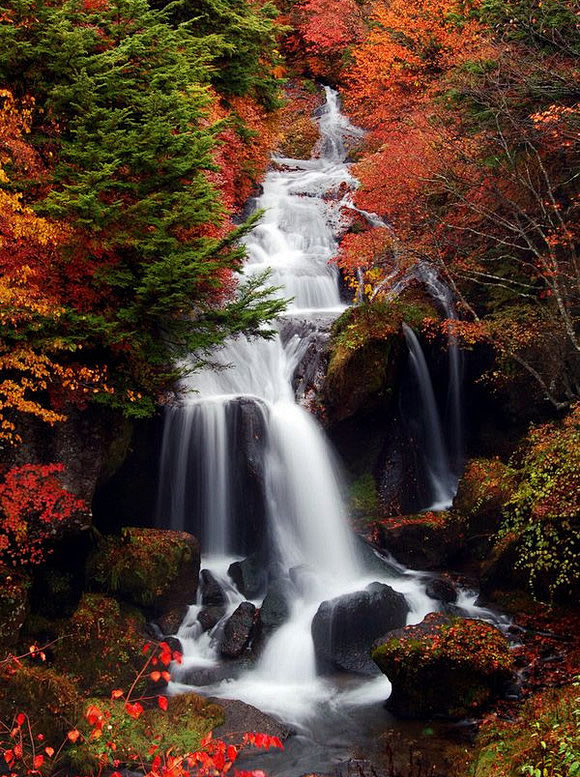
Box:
<box><xmin>157</xmin><ymin>87</ymin><xmax>505</xmax><ymax>776</ymax></box>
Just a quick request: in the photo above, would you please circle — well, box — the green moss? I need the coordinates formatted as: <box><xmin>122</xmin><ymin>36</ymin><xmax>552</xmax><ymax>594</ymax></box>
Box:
<box><xmin>87</xmin><ymin>527</ymin><xmax>199</xmax><ymax>612</ymax></box>
<box><xmin>470</xmin><ymin>683</ymin><xmax>579</xmax><ymax>777</ymax></box>
<box><xmin>349</xmin><ymin>473</ymin><xmax>379</xmax><ymax>520</ymax></box>
<box><xmin>66</xmin><ymin>693</ymin><xmax>225</xmax><ymax>773</ymax></box>
<box><xmin>52</xmin><ymin>593</ymin><xmax>145</xmax><ymax>696</ymax></box>
<box><xmin>0</xmin><ymin>663</ymin><xmax>83</xmax><ymax>746</ymax></box>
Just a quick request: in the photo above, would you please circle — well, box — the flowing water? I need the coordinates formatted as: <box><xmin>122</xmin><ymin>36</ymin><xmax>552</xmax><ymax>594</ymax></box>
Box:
<box><xmin>157</xmin><ymin>88</ymin><xmax>500</xmax><ymax>776</ymax></box>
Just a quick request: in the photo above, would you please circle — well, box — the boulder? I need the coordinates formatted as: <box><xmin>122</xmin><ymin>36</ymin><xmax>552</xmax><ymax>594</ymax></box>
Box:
<box><xmin>212</xmin><ymin>697</ymin><xmax>295</xmax><ymax>742</ymax></box>
<box><xmin>312</xmin><ymin>583</ymin><xmax>409</xmax><ymax>674</ymax></box>
<box><xmin>371</xmin><ymin>512</ymin><xmax>464</xmax><ymax>570</ymax></box>
<box><xmin>197</xmin><ymin>606</ymin><xmax>226</xmax><ymax>633</ymax></box>
<box><xmin>372</xmin><ymin>613</ymin><xmax>514</xmax><ymax>719</ymax></box>
<box><xmin>228</xmin><ymin>554</ymin><xmax>266</xmax><ymax>600</ymax></box>
<box><xmin>87</xmin><ymin>527</ymin><xmax>200</xmax><ymax>615</ymax></box>
<box><xmin>156</xmin><ymin>605</ymin><xmax>188</xmax><ymax>635</ymax></box>
<box><xmin>260</xmin><ymin>579</ymin><xmax>292</xmax><ymax>630</ymax></box>
<box><xmin>219</xmin><ymin>602</ymin><xmax>260</xmax><ymax>659</ymax></box>
<box><xmin>200</xmin><ymin>569</ymin><xmax>227</xmax><ymax>607</ymax></box>
<box><xmin>453</xmin><ymin>458</ymin><xmax>516</xmax><ymax>541</ymax></box>
<box><xmin>0</xmin><ymin>570</ymin><xmax>30</xmax><ymax>650</ymax></box>
<box><xmin>426</xmin><ymin>575</ymin><xmax>458</xmax><ymax>604</ymax></box>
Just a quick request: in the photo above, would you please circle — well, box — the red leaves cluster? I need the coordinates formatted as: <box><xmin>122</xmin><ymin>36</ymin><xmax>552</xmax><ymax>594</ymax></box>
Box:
<box><xmin>0</xmin><ymin>463</ymin><xmax>87</xmax><ymax>567</ymax></box>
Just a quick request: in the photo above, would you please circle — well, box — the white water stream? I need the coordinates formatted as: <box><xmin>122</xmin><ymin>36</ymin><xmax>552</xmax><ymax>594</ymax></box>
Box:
<box><xmin>157</xmin><ymin>88</ymin><xmax>503</xmax><ymax>775</ymax></box>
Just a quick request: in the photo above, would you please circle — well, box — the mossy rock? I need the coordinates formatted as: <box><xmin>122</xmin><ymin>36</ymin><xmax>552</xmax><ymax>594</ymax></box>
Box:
<box><xmin>371</xmin><ymin>511</ymin><xmax>465</xmax><ymax>570</ymax></box>
<box><xmin>0</xmin><ymin>662</ymin><xmax>83</xmax><ymax>746</ymax></box>
<box><xmin>372</xmin><ymin>613</ymin><xmax>514</xmax><ymax>719</ymax></box>
<box><xmin>0</xmin><ymin>569</ymin><xmax>30</xmax><ymax>650</ymax></box>
<box><xmin>453</xmin><ymin>458</ymin><xmax>517</xmax><ymax>537</ymax></box>
<box><xmin>324</xmin><ymin>296</ymin><xmax>439</xmax><ymax>423</ymax></box>
<box><xmin>66</xmin><ymin>693</ymin><xmax>225</xmax><ymax>774</ymax></box>
<box><xmin>87</xmin><ymin>527</ymin><xmax>200</xmax><ymax>614</ymax></box>
<box><xmin>52</xmin><ymin>593</ymin><xmax>146</xmax><ymax>695</ymax></box>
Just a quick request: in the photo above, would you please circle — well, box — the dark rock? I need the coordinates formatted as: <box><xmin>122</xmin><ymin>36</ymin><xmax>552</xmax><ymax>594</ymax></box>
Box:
<box><xmin>200</xmin><ymin>570</ymin><xmax>227</xmax><ymax>607</ymax></box>
<box><xmin>260</xmin><ymin>579</ymin><xmax>293</xmax><ymax>630</ymax></box>
<box><xmin>197</xmin><ymin>606</ymin><xmax>226</xmax><ymax>633</ymax></box>
<box><xmin>178</xmin><ymin>659</ymin><xmax>252</xmax><ymax>687</ymax></box>
<box><xmin>219</xmin><ymin>602</ymin><xmax>260</xmax><ymax>659</ymax></box>
<box><xmin>212</xmin><ymin>698</ymin><xmax>295</xmax><ymax>742</ymax></box>
<box><xmin>356</xmin><ymin>537</ymin><xmax>404</xmax><ymax>578</ymax></box>
<box><xmin>164</xmin><ymin>636</ymin><xmax>183</xmax><ymax>656</ymax></box>
<box><xmin>480</xmin><ymin>537</ymin><xmax>528</xmax><ymax>596</ymax></box>
<box><xmin>312</xmin><ymin>583</ymin><xmax>409</xmax><ymax>674</ymax></box>
<box><xmin>87</xmin><ymin>527</ymin><xmax>200</xmax><ymax>615</ymax></box>
<box><xmin>426</xmin><ymin>575</ymin><xmax>458</xmax><ymax>604</ymax></box>
<box><xmin>228</xmin><ymin>554</ymin><xmax>266</xmax><ymax>599</ymax></box>
<box><xmin>372</xmin><ymin>613</ymin><xmax>514</xmax><ymax>719</ymax></box>
<box><xmin>372</xmin><ymin>512</ymin><xmax>464</xmax><ymax>571</ymax></box>
<box><xmin>156</xmin><ymin>605</ymin><xmax>188</xmax><ymax>635</ymax></box>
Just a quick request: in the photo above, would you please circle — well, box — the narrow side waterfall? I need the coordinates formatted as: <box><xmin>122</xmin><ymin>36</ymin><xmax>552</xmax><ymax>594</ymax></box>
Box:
<box><xmin>403</xmin><ymin>324</ymin><xmax>457</xmax><ymax>509</ymax></box>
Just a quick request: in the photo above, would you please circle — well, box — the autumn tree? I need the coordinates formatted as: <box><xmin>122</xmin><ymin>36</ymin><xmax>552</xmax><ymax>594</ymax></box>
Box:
<box><xmin>0</xmin><ymin>0</ymin><xmax>286</xmax><ymax>425</ymax></box>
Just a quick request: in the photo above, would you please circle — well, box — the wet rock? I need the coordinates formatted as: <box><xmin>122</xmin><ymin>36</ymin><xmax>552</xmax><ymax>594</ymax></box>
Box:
<box><xmin>356</xmin><ymin>537</ymin><xmax>403</xmax><ymax>578</ymax></box>
<box><xmin>371</xmin><ymin>512</ymin><xmax>464</xmax><ymax>571</ymax></box>
<box><xmin>179</xmin><ymin>660</ymin><xmax>251</xmax><ymax>687</ymax></box>
<box><xmin>156</xmin><ymin>605</ymin><xmax>188</xmax><ymax>635</ymax></box>
<box><xmin>212</xmin><ymin>698</ymin><xmax>295</xmax><ymax>742</ymax></box>
<box><xmin>260</xmin><ymin>579</ymin><xmax>293</xmax><ymax>630</ymax></box>
<box><xmin>200</xmin><ymin>569</ymin><xmax>227</xmax><ymax>607</ymax></box>
<box><xmin>335</xmin><ymin>759</ymin><xmax>387</xmax><ymax>777</ymax></box>
<box><xmin>312</xmin><ymin>583</ymin><xmax>409</xmax><ymax>674</ymax></box>
<box><xmin>219</xmin><ymin>601</ymin><xmax>260</xmax><ymax>659</ymax></box>
<box><xmin>372</xmin><ymin>613</ymin><xmax>514</xmax><ymax>719</ymax></box>
<box><xmin>426</xmin><ymin>575</ymin><xmax>458</xmax><ymax>604</ymax></box>
<box><xmin>228</xmin><ymin>554</ymin><xmax>266</xmax><ymax>599</ymax></box>
<box><xmin>197</xmin><ymin>606</ymin><xmax>226</xmax><ymax>633</ymax></box>
<box><xmin>87</xmin><ymin>527</ymin><xmax>200</xmax><ymax>615</ymax></box>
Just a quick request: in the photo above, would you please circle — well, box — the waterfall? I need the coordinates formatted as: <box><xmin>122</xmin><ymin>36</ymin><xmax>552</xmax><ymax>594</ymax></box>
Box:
<box><xmin>157</xmin><ymin>89</ymin><xmax>486</xmax><ymax>764</ymax></box>
<box><xmin>402</xmin><ymin>324</ymin><xmax>457</xmax><ymax>509</ymax></box>
<box><xmin>416</xmin><ymin>264</ymin><xmax>464</xmax><ymax>474</ymax></box>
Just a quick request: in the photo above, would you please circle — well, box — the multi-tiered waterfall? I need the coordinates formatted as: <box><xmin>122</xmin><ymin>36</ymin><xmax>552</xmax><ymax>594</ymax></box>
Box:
<box><xmin>157</xmin><ymin>88</ymin><xmax>492</xmax><ymax>775</ymax></box>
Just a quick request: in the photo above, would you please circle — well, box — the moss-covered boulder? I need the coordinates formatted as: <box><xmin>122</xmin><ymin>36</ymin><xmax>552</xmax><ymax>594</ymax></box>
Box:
<box><xmin>0</xmin><ymin>662</ymin><xmax>83</xmax><ymax>746</ymax></box>
<box><xmin>371</xmin><ymin>511</ymin><xmax>465</xmax><ymax>570</ymax></box>
<box><xmin>0</xmin><ymin>569</ymin><xmax>30</xmax><ymax>650</ymax></box>
<box><xmin>87</xmin><ymin>527</ymin><xmax>200</xmax><ymax>615</ymax></box>
<box><xmin>52</xmin><ymin>593</ymin><xmax>146</xmax><ymax>695</ymax></box>
<box><xmin>67</xmin><ymin>693</ymin><xmax>224</xmax><ymax>774</ymax></box>
<box><xmin>453</xmin><ymin>458</ymin><xmax>516</xmax><ymax>539</ymax></box>
<box><xmin>323</xmin><ymin>296</ymin><xmax>438</xmax><ymax>424</ymax></box>
<box><xmin>372</xmin><ymin>613</ymin><xmax>514</xmax><ymax>719</ymax></box>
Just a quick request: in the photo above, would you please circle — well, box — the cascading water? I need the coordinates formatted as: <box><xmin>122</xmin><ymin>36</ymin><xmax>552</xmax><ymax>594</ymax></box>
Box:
<box><xmin>157</xmin><ymin>87</ymin><xmax>501</xmax><ymax>776</ymax></box>
<box><xmin>402</xmin><ymin>324</ymin><xmax>457</xmax><ymax>509</ymax></box>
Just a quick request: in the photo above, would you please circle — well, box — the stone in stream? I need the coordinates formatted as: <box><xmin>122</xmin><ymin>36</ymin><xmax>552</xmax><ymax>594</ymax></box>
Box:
<box><xmin>199</xmin><ymin>569</ymin><xmax>227</xmax><ymax>607</ymax></box>
<box><xmin>260</xmin><ymin>579</ymin><xmax>293</xmax><ymax>630</ymax></box>
<box><xmin>311</xmin><ymin>582</ymin><xmax>409</xmax><ymax>675</ymax></box>
<box><xmin>228</xmin><ymin>554</ymin><xmax>266</xmax><ymax>599</ymax></box>
<box><xmin>197</xmin><ymin>606</ymin><xmax>226</xmax><ymax>633</ymax></box>
<box><xmin>425</xmin><ymin>574</ymin><xmax>458</xmax><ymax>604</ymax></box>
<box><xmin>219</xmin><ymin>601</ymin><xmax>261</xmax><ymax>659</ymax></box>
<box><xmin>372</xmin><ymin>612</ymin><xmax>514</xmax><ymax>719</ymax></box>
